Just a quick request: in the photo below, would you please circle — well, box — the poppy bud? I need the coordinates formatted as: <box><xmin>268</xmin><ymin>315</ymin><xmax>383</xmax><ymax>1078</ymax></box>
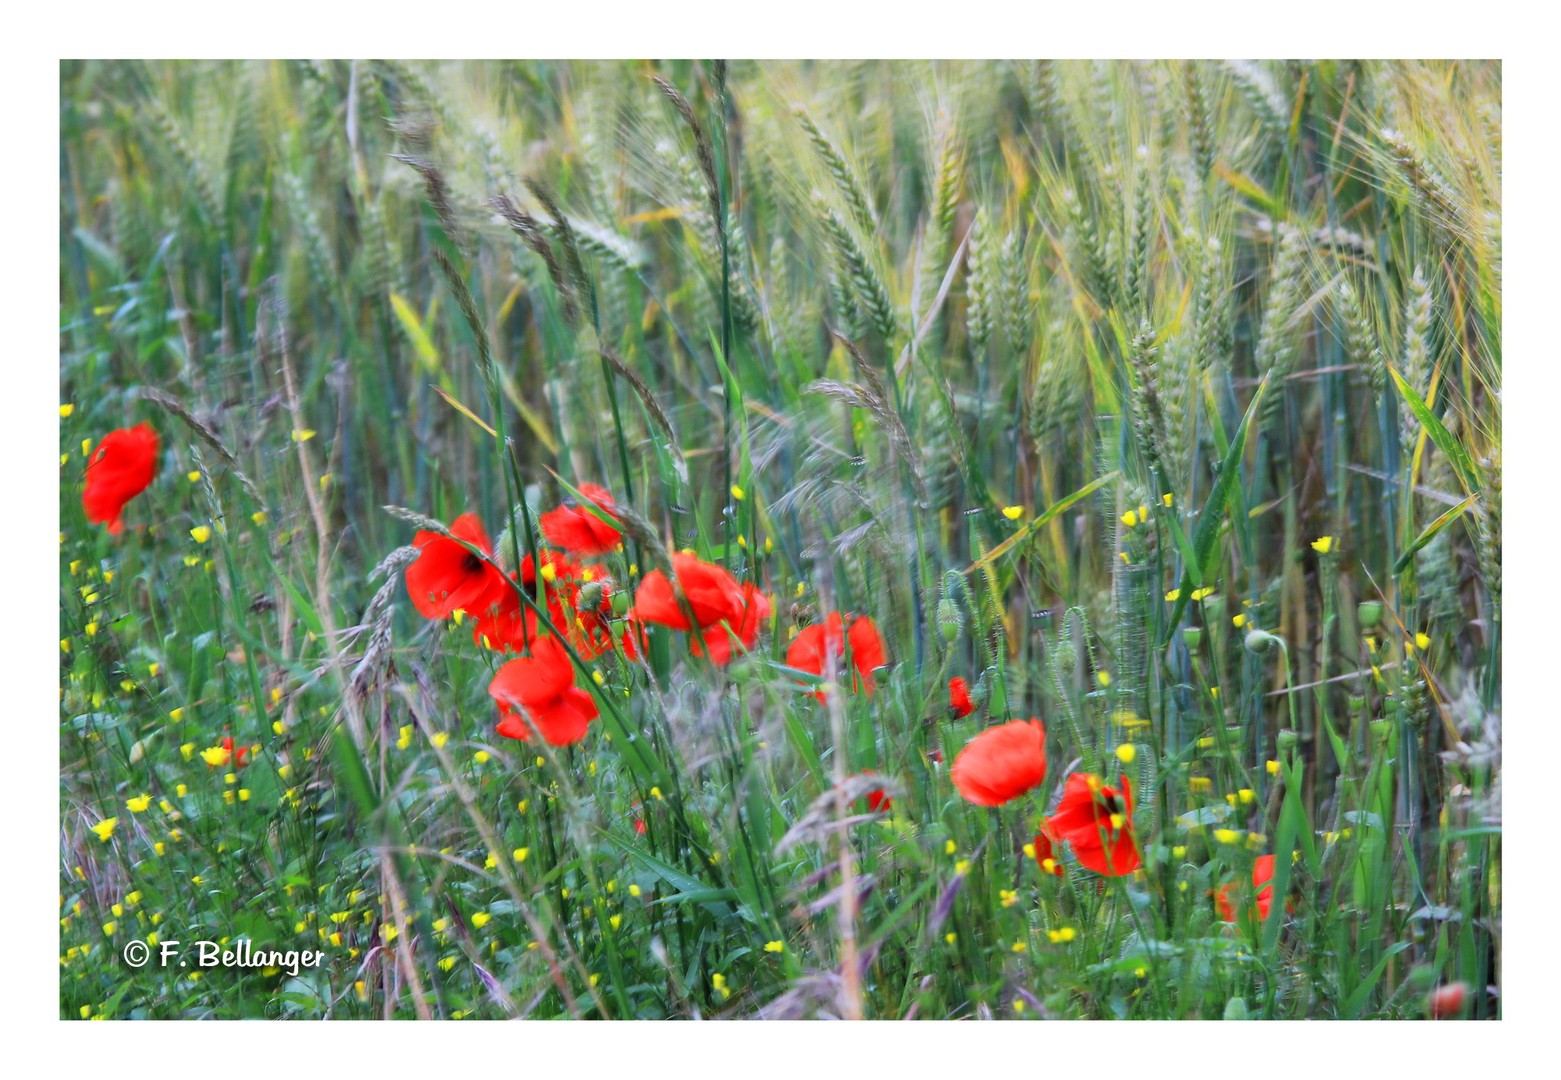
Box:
<box><xmin>492</xmin><ymin>524</ymin><xmax>520</xmax><ymax>575</ymax></box>
<box><xmin>1243</xmin><ymin>628</ymin><xmax>1282</xmax><ymax>655</ymax></box>
<box><xmin>1357</xmin><ymin>600</ymin><xmax>1384</xmax><ymax>629</ymax></box>
<box><xmin>937</xmin><ymin>597</ymin><xmax>962</xmax><ymax>643</ymax></box>
<box><xmin>577</xmin><ymin>580</ymin><xmax>605</xmax><ymax>612</ymax></box>
<box><xmin>1429</xmin><ymin>982</ymin><xmax>1468</xmax><ymax>1019</ymax></box>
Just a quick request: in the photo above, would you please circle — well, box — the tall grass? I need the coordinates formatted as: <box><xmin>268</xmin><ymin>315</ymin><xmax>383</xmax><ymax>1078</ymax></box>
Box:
<box><xmin>59</xmin><ymin>59</ymin><xmax>1500</xmax><ymax>1019</ymax></box>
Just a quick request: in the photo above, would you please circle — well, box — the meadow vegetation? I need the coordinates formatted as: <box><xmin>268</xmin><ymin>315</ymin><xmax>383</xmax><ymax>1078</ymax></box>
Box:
<box><xmin>58</xmin><ymin>59</ymin><xmax>1501</xmax><ymax>1019</ymax></box>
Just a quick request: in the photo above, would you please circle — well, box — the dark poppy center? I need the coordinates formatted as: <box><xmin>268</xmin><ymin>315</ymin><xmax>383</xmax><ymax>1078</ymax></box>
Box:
<box><xmin>462</xmin><ymin>552</ymin><xmax>484</xmax><ymax>575</ymax></box>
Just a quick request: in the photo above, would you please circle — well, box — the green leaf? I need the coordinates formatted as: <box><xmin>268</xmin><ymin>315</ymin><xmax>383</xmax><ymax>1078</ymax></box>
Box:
<box><xmin>614</xmin><ymin>842</ymin><xmax>733</xmax><ymax>918</ymax></box>
<box><xmin>390</xmin><ymin>292</ymin><xmax>441</xmax><ymax>373</ymax></box>
<box><xmin>331</xmin><ymin>724</ymin><xmax>379</xmax><ymax>817</ymax></box>
<box><xmin>968</xmin><ymin>472</ymin><xmax>1118</xmax><ymax>572</ymax></box>
<box><xmin>1262</xmin><ymin>759</ymin><xmax>1311</xmax><ymax>955</ymax></box>
<box><xmin>1162</xmin><ymin>375</ymin><xmax>1269</xmax><ymax>646</ymax></box>
<box><xmin>1341</xmin><ymin>941</ymin><xmax>1413</xmax><ymax>1018</ymax></box>
<box><xmin>1394</xmin><ymin>492</ymin><xmax>1479</xmax><ymax>574</ymax></box>
<box><xmin>1389</xmin><ymin>365</ymin><xmax>1480</xmax><ymax>494</ymax></box>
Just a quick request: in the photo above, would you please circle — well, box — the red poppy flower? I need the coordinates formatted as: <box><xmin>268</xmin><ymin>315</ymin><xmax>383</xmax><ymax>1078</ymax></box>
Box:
<box><xmin>405</xmin><ymin>513</ymin><xmax>508</xmax><ymax>621</ymax></box>
<box><xmin>224</xmin><ymin>736</ymin><xmax>250</xmax><ymax>769</ymax></box>
<box><xmin>632</xmin><ymin>554</ymin><xmax>767</xmax><ymax>665</ymax></box>
<box><xmin>540</xmin><ymin>483</ymin><xmax>622</xmax><ymax>557</ymax></box>
<box><xmin>857</xmin><ymin>773</ymin><xmax>892</xmax><ymax>812</ymax></box>
<box><xmin>632</xmin><ymin>553</ymin><xmax>747</xmax><ymax>631</ymax></box>
<box><xmin>694</xmin><ymin>582</ymin><xmax>771</xmax><ymax>665</ymax></box>
<box><xmin>949</xmin><ymin>676</ymin><xmax>974</xmax><ymax>719</ymax></box>
<box><xmin>785</xmin><ymin>612</ymin><xmax>887</xmax><ymax>700</ymax></box>
<box><xmin>634</xmin><ymin>817</ymin><xmax>648</xmax><ymax>836</ymax></box>
<box><xmin>204</xmin><ymin>735</ymin><xmax>250</xmax><ymax>770</ymax></box>
<box><xmin>1033</xmin><ymin>830</ymin><xmax>1064</xmax><ymax>876</ymax></box>
<box><xmin>1216</xmin><ymin>854</ymin><xmax>1277</xmax><ymax>925</ymax></box>
<box><xmin>949</xmin><ymin>719</ymin><xmax>1048</xmax><ymax>807</ymax></box>
<box><xmin>470</xmin><ymin>581</ymin><xmax>533</xmax><ymax>653</ymax></box>
<box><xmin>566</xmin><ymin>578</ymin><xmax>621</xmax><ymax>660</ymax></box>
<box><xmin>620</xmin><ymin>619</ymin><xmax>647</xmax><ymax>662</ymax></box>
<box><xmin>1047</xmin><ymin>773</ymin><xmax>1140</xmax><ymax>876</ymax></box>
<box><xmin>1429</xmin><ymin>983</ymin><xmax>1469</xmax><ymax>1020</ymax></box>
<box><xmin>470</xmin><ymin>551</ymin><xmax>590</xmax><ymax>655</ymax></box>
<box><xmin>82</xmin><ymin>422</ymin><xmax>159</xmax><ymax>535</ymax></box>
<box><xmin>488</xmin><ymin>635</ymin><xmax>599</xmax><ymax>746</ymax></box>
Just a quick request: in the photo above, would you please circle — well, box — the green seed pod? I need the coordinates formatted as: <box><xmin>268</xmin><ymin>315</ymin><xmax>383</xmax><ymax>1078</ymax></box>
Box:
<box><xmin>1357</xmin><ymin>600</ymin><xmax>1384</xmax><ymax>629</ymax></box>
<box><xmin>1182</xmin><ymin>626</ymin><xmax>1204</xmax><ymax>651</ymax></box>
<box><xmin>1370</xmin><ymin>718</ymin><xmax>1393</xmax><ymax>744</ymax></box>
<box><xmin>1276</xmin><ymin>728</ymin><xmax>1300</xmax><ymax>752</ymax></box>
<box><xmin>610</xmin><ymin>586</ymin><xmax>631</xmax><ymax>618</ymax></box>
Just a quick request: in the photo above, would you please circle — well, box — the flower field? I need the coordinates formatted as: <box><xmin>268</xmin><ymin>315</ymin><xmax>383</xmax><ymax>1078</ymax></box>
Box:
<box><xmin>58</xmin><ymin>59</ymin><xmax>1501</xmax><ymax>1020</ymax></box>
